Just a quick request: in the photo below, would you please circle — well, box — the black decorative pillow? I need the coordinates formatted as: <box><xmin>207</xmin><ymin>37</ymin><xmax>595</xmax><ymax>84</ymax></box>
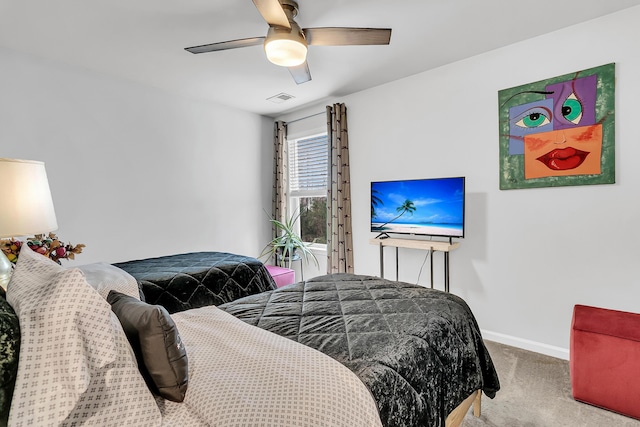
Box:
<box><xmin>107</xmin><ymin>290</ymin><xmax>188</xmax><ymax>402</ymax></box>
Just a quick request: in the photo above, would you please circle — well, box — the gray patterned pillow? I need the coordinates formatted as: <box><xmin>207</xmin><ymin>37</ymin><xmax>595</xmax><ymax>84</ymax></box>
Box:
<box><xmin>108</xmin><ymin>290</ymin><xmax>189</xmax><ymax>402</ymax></box>
<box><xmin>6</xmin><ymin>245</ymin><xmax>162</xmax><ymax>426</ymax></box>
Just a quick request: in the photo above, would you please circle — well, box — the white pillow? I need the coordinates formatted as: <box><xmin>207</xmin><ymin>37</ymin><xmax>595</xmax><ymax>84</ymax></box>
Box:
<box><xmin>78</xmin><ymin>262</ymin><xmax>142</xmax><ymax>300</ymax></box>
<box><xmin>6</xmin><ymin>245</ymin><xmax>162</xmax><ymax>427</ymax></box>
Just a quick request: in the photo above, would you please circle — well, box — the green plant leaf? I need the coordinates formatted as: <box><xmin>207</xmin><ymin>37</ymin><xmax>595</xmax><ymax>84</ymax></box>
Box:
<box><xmin>260</xmin><ymin>208</ymin><xmax>319</xmax><ymax>268</ymax></box>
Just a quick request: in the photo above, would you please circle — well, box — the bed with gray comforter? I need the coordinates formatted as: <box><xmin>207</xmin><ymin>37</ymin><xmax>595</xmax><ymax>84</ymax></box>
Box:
<box><xmin>219</xmin><ymin>273</ymin><xmax>500</xmax><ymax>427</ymax></box>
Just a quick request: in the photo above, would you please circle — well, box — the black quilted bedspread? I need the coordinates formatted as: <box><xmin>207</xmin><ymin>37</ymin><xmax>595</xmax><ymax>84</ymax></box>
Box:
<box><xmin>0</xmin><ymin>293</ymin><xmax>19</xmax><ymax>427</ymax></box>
<box><xmin>219</xmin><ymin>273</ymin><xmax>500</xmax><ymax>427</ymax></box>
<box><xmin>113</xmin><ymin>252</ymin><xmax>276</xmax><ymax>314</ymax></box>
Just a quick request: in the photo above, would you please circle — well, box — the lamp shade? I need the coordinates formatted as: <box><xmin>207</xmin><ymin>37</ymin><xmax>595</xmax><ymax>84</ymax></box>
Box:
<box><xmin>0</xmin><ymin>158</ymin><xmax>58</xmax><ymax>238</ymax></box>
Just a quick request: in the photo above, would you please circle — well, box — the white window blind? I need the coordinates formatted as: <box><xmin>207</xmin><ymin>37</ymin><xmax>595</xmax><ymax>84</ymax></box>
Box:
<box><xmin>288</xmin><ymin>134</ymin><xmax>328</xmax><ymax>196</ymax></box>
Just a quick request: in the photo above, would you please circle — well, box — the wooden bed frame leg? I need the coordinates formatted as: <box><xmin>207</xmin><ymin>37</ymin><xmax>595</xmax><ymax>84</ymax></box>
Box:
<box><xmin>473</xmin><ymin>390</ymin><xmax>482</xmax><ymax>417</ymax></box>
<box><xmin>444</xmin><ymin>390</ymin><xmax>482</xmax><ymax>427</ymax></box>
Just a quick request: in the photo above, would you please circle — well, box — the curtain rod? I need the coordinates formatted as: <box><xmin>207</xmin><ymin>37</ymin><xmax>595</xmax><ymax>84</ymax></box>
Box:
<box><xmin>284</xmin><ymin>111</ymin><xmax>325</xmax><ymax>125</ymax></box>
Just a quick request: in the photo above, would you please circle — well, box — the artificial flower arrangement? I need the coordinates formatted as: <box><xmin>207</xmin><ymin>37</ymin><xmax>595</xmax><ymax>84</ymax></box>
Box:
<box><xmin>1</xmin><ymin>232</ymin><xmax>85</xmax><ymax>264</ymax></box>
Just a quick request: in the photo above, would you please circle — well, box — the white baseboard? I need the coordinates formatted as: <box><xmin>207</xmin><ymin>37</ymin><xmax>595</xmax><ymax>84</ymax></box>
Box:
<box><xmin>481</xmin><ymin>330</ymin><xmax>570</xmax><ymax>361</ymax></box>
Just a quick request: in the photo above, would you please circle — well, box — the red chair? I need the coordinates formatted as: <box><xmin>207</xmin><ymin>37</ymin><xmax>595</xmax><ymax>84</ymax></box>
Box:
<box><xmin>570</xmin><ymin>304</ymin><xmax>640</xmax><ymax>420</ymax></box>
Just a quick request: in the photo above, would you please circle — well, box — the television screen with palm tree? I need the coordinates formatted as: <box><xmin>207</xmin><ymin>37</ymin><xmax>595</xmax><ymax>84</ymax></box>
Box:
<box><xmin>371</xmin><ymin>177</ymin><xmax>465</xmax><ymax>239</ymax></box>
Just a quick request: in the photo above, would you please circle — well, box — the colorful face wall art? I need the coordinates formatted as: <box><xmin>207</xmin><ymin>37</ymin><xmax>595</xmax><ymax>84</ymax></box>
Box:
<box><xmin>499</xmin><ymin>64</ymin><xmax>615</xmax><ymax>189</ymax></box>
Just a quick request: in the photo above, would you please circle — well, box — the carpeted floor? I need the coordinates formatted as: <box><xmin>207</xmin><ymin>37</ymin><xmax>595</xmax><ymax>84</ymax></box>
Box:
<box><xmin>461</xmin><ymin>340</ymin><xmax>640</xmax><ymax>427</ymax></box>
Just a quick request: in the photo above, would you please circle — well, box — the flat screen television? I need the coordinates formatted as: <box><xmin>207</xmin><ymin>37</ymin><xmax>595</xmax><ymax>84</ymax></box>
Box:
<box><xmin>371</xmin><ymin>176</ymin><xmax>465</xmax><ymax>239</ymax></box>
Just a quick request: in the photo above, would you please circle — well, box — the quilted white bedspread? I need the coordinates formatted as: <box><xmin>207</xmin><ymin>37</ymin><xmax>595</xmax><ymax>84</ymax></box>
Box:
<box><xmin>161</xmin><ymin>305</ymin><xmax>383</xmax><ymax>427</ymax></box>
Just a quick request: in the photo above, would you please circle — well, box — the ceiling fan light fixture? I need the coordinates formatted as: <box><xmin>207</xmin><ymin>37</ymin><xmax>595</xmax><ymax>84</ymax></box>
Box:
<box><xmin>264</xmin><ymin>25</ymin><xmax>308</xmax><ymax>67</ymax></box>
<box><xmin>265</xmin><ymin>39</ymin><xmax>307</xmax><ymax>66</ymax></box>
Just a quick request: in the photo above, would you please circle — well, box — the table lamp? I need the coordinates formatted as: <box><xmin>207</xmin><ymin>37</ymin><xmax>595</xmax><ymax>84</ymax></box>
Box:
<box><xmin>0</xmin><ymin>158</ymin><xmax>58</xmax><ymax>290</ymax></box>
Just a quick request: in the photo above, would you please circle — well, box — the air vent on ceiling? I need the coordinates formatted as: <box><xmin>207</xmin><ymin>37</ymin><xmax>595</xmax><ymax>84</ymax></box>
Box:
<box><xmin>267</xmin><ymin>92</ymin><xmax>295</xmax><ymax>103</ymax></box>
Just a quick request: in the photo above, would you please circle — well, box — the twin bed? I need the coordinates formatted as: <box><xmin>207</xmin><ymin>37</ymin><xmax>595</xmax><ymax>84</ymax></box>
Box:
<box><xmin>0</xmin><ymin>251</ymin><xmax>499</xmax><ymax>427</ymax></box>
<box><xmin>219</xmin><ymin>273</ymin><xmax>499</xmax><ymax>426</ymax></box>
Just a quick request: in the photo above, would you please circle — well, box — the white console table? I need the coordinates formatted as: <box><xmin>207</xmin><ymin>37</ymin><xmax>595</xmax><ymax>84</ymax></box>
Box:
<box><xmin>369</xmin><ymin>238</ymin><xmax>460</xmax><ymax>292</ymax></box>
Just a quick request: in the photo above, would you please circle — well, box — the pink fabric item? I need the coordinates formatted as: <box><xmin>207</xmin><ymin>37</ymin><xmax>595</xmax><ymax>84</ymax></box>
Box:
<box><xmin>570</xmin><ymin>304</ymin><xmax>640</xmax><ymax>420</ymax></box>
<box><xmin>264</xmin><ymin>265</ymin><xmax>295</xmax><ymax>288</ymax></box>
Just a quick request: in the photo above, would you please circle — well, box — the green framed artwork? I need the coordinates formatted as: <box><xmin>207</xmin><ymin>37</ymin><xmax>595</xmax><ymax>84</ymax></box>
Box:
<box><xmin>498</xmin><ymin>63</ymin><xmax>615</xmax><ymax>190</ymax></box>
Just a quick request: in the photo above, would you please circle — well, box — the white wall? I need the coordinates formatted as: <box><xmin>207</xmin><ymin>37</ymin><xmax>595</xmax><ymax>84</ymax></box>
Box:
<box><xmin>281</xmin><ymin>7</ymin><xmax>640</xmax><ymax>358</ymax></box>
<box><xmin>0</xmin><ymin>47</ymin><xmax>274</xmax><ymax>265</ymax></box>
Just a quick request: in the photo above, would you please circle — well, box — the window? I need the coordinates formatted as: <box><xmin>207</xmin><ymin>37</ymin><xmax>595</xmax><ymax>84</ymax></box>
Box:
<box><xmin>288</xmin><ymin>133</ymin><xmax>328</xmax><ymax>244</ymax></box>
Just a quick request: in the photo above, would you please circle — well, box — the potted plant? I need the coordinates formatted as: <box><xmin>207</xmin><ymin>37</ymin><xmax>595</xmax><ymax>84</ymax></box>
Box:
<box><xmin>260</xmin><ymin>209</ymin><xmax>318</xmax><ymax>268</ymax></box>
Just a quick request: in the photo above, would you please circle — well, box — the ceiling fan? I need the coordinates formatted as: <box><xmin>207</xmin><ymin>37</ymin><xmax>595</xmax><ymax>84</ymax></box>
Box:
<box><xmin>184</xmin><ymin>0</ymin><xmax>392</xmax><ymax>84</ymax></box>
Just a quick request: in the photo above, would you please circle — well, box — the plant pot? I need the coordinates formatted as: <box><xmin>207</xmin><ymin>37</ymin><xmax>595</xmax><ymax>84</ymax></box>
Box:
<box><xmin>275</xmin><ymin>248</ymin><xmax>301</xmax><ymax>267</ymax></box>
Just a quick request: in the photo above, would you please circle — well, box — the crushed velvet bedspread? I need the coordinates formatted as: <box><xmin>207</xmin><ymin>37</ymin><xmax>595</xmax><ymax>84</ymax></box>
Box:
<box><xmin>0</xmin><ymin>292</ymin><xmax>20</xmax><ymax>427</ymax></box>
<box><xmin>114</xmin><ymin>252</ymin><xmax>276</xmax><ymax>314</ymax></box>
<box><xmin>219</xmin><ymin>273</ymin><xmax>500</xmax><ymax>427</ymax></box>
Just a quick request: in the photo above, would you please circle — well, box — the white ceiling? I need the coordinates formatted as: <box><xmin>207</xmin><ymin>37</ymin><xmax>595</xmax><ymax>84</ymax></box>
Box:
<box><xmin>1</xmin><ymin>0</ymin><xmax>639</xmax><ymax>117</ymax></box>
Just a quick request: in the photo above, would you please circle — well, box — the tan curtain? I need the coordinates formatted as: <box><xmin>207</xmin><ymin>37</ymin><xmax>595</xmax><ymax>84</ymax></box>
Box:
<box><xmin>326</xmin><ymin>103</ymin><xmax>354</xmax><ymax>274</ymax></box>
<box><xmin>272</xmin><ymin>121</ymin><xmax>288</xmax><ymax>241</ymax></box>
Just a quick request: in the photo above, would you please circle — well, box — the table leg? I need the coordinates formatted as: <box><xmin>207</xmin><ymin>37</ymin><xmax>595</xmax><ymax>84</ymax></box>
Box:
<box><xmin>444</xmin><ymin>251</ymin><xmax>450</xmax><ymax>292</ymax></box>
<box><xmin>395</xmin><ymin>247</ymin><xmax>399</xmax><ymax>281</ymax></box>
<box><xmin>379</xmin><ymin>243</ymin><xmax>384</xmax><ymax>278</ymax></box>
<box><xmin>430</xmin><ymin>248</ymin><xmax>434</xmax><ymax>288</ymax></box>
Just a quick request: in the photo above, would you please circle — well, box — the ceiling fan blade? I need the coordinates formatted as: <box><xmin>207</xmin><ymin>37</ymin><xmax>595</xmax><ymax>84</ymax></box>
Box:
<box><xmin>185</xmin><ymin>37</ymin><xmax>265</xmax><ymax>54</ymax></box>
<box><xmin>288</xmin><ymin>62</ymin><xmax>311</xmax><ymax>84</ymax></box>
<box><xmin>303</xmin><ymin>28</ymin><xmax>392</xmax><ymax>46</ymax></box>
<box><xmin>252</xmin><ymin>0</ymin><xmax>291</xmax><ymax>29</ymax></box>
